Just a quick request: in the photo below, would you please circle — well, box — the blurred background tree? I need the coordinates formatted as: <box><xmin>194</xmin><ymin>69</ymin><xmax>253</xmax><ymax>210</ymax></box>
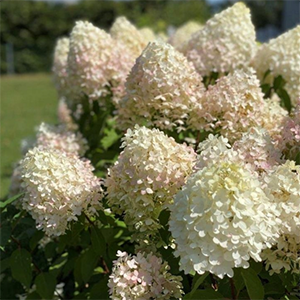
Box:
<box><xmin>0</xmin><ymin>0</ymin><xmax>210</xmax><ymax>74</ymax></box>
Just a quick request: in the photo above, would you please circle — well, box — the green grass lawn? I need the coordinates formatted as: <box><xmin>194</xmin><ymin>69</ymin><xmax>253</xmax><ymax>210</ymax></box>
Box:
<box><xmin>1</xmin><ymin>73</ymin><xmax>58</xmax><ymax>199</ymax></box>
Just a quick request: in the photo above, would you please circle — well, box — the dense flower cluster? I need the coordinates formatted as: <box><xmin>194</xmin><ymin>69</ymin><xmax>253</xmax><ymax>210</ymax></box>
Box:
<box><xmin>169</xmin><ymin>21</ymin><xmax>202</xmax><ymax>53</ymax></box>
<box><xmin>233</xmin><ymin>127</ymin><xmax>282</xmax><ymax>173</ymax></box>
<box><xmin>253</xmin><ymin>26</ymin><xmax>300</xmax><ymax>105</ymax></box>
<box><xmin>66</xmin><ymin>21</ymin><xmax>131</xmax><ymax>103</ymax></box>
<box><xmin>262</xmin><ymin>95</ymin><xmax>288</xmax><ymax>139</ymax></box>
<box><xmin>262</xmin><ymin>161</ymin><xmax>300</xmax><ymax>273</ymax></box>
<box><xmin>117</xmin><ymin>41</ymin><xmax>205</xmax><ymax>132</ymax></box>
<box><xmin>186</xmin><ymin>2</ymin><xmax>257</xmax><ymax>76</ymax></box>
<box><xmin>52</xmin><ymin>37</ymin><xmax>69</xmax><ymax>96</ymax></box>
<box><xmin>278</xmin><ymin>101</ymin><xmax>300</xmax><ymax>160</ymax></box>
<box><xmin>108</xmin><ymin>251</ymin><xmax>183</xmax><ymax>300</ymax></box>
<box><xmin>169</xmin><ymin>148</ymin><xmax>280</xmax><ymax>278</ymax></box>
<box><xmin>106</xmin><ymin>125</ymin><xmax>196</xmax><ymax>243</ymax></box>
<box><xmin>19</xmin><ymin>146</ymin><xmax>103</xmax><ymax>236</ymax></box>
<box><xmin>110</xmin><ymin>16</ymin><xmax>149</xmax><ymax>59</ymax></box>
<box><xmin>139</xmin><ymin>27</ymin><xmax>156</xmax><ymax>43</ymax></box>
<box><xmin>188</xmin><ymin>69</ymin><xmax>267</xmax><ymax>142</ymax></box>
<box><xmin>35</xmin><ymin>122</ymin><xmax>88</xmax><ymax>156</ymax></box>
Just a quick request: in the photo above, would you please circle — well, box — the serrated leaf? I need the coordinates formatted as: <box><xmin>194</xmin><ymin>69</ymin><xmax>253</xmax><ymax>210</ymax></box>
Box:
<box><xmin>233</xmin><ymin>268</ymin><xmax>245</xmax><ymax>292</ymax></box>
<box><xmin>91</xmin><ymin>227</ymin><xmax>106</xmax><ymax>256</ymax></box>
<box><xmin>81</xmin><ymin>248</ymin><xmax>99</xmax><ymax>283</ymax></box>
<box><xmin>35</xmin><ymin>272</ymin><xmax>56</xmax><ymax>299</ymax></box>
<box><xmin>10</xmin><ymin>248</ymin><xmax>32</xmax><ymax>288</ymax></box>
<box><xmin>0</xmin><ymin>225</ymin><xmax>11</xmax><ymax>247</ymax></box>
<box><xmin>241</xmin><ymin>268</ymin><xmax>264</xmax><ymax>300</ymax></box>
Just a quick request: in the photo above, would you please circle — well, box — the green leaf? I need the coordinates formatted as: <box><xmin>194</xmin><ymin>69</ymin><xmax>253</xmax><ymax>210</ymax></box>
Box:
<box><xmin>10</xmin><ymin>248</ymin><xmax>32</xmax><ymax>288</ymax></box>
<box><xmin>29</xmin><ymin>230</ymin><xmax>44</xmax><ymax>251</ymax></box>
<box><xmin>295</xmin><ymin>152</ymin><xmax>300</xmax><ymax>165</ymax></box>
<box><xmin>35</xmin><ymin>272</ymin><xmax>56</xmax><ymax>299</ymax></box>
<box><xmin>184</xmin><ymin>273</ymin><xmax>209</xmax><ymax>299</ymax></box>
<box><xmin>233</xmin><ymin>268</ymin><xmax>245</xmax><ymax>292</ymax></box>
<box><xmin>91</xmin><ymin>227</ymin><xmax>106</xmax><ymax>257</ymax></box>
<box><xmin>159</xmin><ymin>209</ymin><xmax>170</xmax><ymax>227</ymax></box>
<box><xmin>81</xmin><ymin>248</ymin><xmax>99</xmax><ymax>283</ymax></box>
<box><xmin>273</xmin><ymin>75</ymin><xmax>286</xmax><ymax>91</ymax></box>
<box><xmin>184</xmin><ymin>288</ymin><xmax>223</xmax><ymax>299</ymax></box>
<box><xmin>0</xmin><ymin>225</ymin><xmax>11</xmax><ymax>247</ymax></box>
<box><xmin>90</xmin><ymin>278</ymin><xmax>109</xmax><ymax>299</ymax></box>
<box><xmin>277</xmin><ymin>88</ymin><xmax>292</xmax><ymax>113</ymax></box>
<box><xmin>241</xmin><ymin>268</ymin><xmax>264</xmax><ymax>300</ymax></box>
<box><xmin>0</xmin><ymin>193</ymin><xmax>23</xmax><ymax>208</ymax></box>
<box><xmin>0</xmin><ymin>257</ymin><xmax>10</xmax><ymax>273</ymax></box>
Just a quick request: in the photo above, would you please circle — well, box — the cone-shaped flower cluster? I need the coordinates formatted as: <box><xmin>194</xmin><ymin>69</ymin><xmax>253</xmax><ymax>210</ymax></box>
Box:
<box><xmin>186</xmin><ymin>2</ymin><xmax>257</xmax><ymax>76</ymax></box>
<box><xmin>188</xmin><ymin>69</ymin><xmax>267</xmax><ymax>142</ymax></box>
<box><xmin>262</xmin><ymin>161</ymin><xmax>300</xmax><ymax>274</ymax></box>
<box><xmin>169</xmin><ymin>21</ymin><xmax>202</xmax><ymax>53</ymax></box>
<box><xmin>67</xmin><ymin>21</ymin><xmax>131</xmax><ymax>103</ymax></box>
<box><xmin>35</xmin><ymin>122</ymin><xmax>87</xmax><ymax>156</ymax></box>
<box><xmin>106</xmin><ymin>125</ymin><xmax>196</xmax><ymax>243</ymax></box>
<box><xmin>169</xmin><ymin>135</ymin><xmax>280</xmax><ymax>279</ymax></box>
<box><xmin>117</xmin><ymin>42</ymin><xmax>205</xmax><ymax>132</ymax></box>
<box><xmin>108</xmin><ymin>251</ymin><xmax>183</xmax><ymax>300</ymax></box>
<box><xmin>232</xmin><ymin>127</ymin><xmax>282</xmax><ymax>173</ymax></box>
<box><xmin>19</xmin><ymin>147</ymin><xmax>103</xmax><ymax>236</ymax></box>
<box><xmin>110</xmin><ymin>16</ymin><xmax>149</xmax><ymax>59</ymax></box>
<box><xmin>253</xmin><ymin>26</ymin><xmax>300</xmax><ymax>105</ymax></box>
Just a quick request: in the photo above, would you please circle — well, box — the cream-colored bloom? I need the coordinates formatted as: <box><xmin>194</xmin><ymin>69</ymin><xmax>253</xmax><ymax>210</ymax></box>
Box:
<box><xmin>110</xmin><ymin>16</ymin><xmax>149</xmax><ymax>59</ymax></box>
<box><xmin>67</xmin><ymin>21</ymin><xmax>131</xmax><ymax>103</ymax></box>
<box><xmin>52</xmin><ymin>37</ymin><xmax>69</xmax><ymax>96</ymax></box>
<box><xmin>106</xmin><ymin>125</ymin><xmax>196</xmax><ymax>244</ymax></box>
<box><xmin>169</xmin><ymin>21</ymin><xmax>203</xmax><ymax>53</ymax></box>
<box><xmin>186</xmin><ymin>2</ymin><xmax>257</xmax><ymax>76</ymax></box>
<box><xmin>35</xmin><ymin>122</ymin><xmax>87</xmax><ymax>156</ymax></box>
<box><xmin>108</xmin><ymin>251</ymin><xmax>183</xmax><ymax>300</ymax></box>
<box><xmin>19</xmin><ymin>146</ymin><xmax>103</xmax><ymax>236</ymax></box>
<box><xmin>57</xmin><ymin>98</ymin><xmax>77</xmax><ymax>131</ymax></box>
<box><xmin>233</xmin><ymin>127</ymin><xmax>283</xmax><ymax>173</ymax></box>
<box><xmin>188</xmin><ymin>69</ymin><xmax>267</xmax><ymax>142</ymax></box>
<box><xmin>117</xmin><ymin>41</ymin><xmax>205</xmax><ymax>132</ymax></box>
<box><xmin>262</xmin><ymin>161</ymin><xmax>300</xmax><ymax>273</ymax></box>
<box><xmin>253</xmin><ymin>25</ymin><xmax>300</xmax><ymax>105</ymax></box>
<box><xmin>139</xmin><ymin>27</ymin><xmax>156</xmax><ymax>43</ymax></box>
<box><xmin>169</xmin><ymin>151</ymin><xmax>280</xmax><ymax>278</ymax></box>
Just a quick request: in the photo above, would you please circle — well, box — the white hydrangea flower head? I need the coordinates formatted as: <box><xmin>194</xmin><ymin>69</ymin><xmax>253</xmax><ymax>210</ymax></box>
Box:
<box><xmin>57</xmin><ymin>98</ymin><xmax>77</xmax><ymax>131</ymax></box>
<box><xmin>169</xmin><ymin>21</ymin><xmax>203</xmax><ymax>54</ymax></box>
<box><xmin>279</xmin><ymin>101</ymin><xmax>300</xmax><ymax>160</ymax></box>
<box><xmin>117</xmin><ymin>41</ymin><xmax>205</xmax><ymax>132</ymax></box>
<box><xmin>21</xmin><ymin>137</ymin><xmax>36</xmax><ymax>155</ymax></box>
<box><xmin>169</xmin><ymin>154</ymin><xmax>280</xmax><ymax>279</ymax></box>
<box><xmin>67</xmin><ymin>21</ymin><xmax>131</xmax><ymax>103</ymax></box>
<box><xmin>262</xmin><ymin>94</ymin><xmax>288</xmax><ymax>139</ymax></box>
<box><xmin>106</xmin><ymin>125</ymin><xmax>196</xmax><ymax>244</ymax></box>
<box><xmin>188</xmin><ymin>69</ymin><xmax>267</xmax><ymax>142</ymax></box>
<box><xmin>262</xmin><ymin>161</ymin><xmax>300</xmax><ymax>273</ymax></box>
<box><xmin>253</xmin><ymin>25</ymin><xmax>300</xmax><ymax>105</ymax></box>
<box><xmin>108</xmin><ymin>251</ymin><xmax>183</xmax><ymax>300</ymax></box>
<box><xmin>186</xmin><ymin>2</ymin><xmax>257</xmax><ymax>76</ymax></box>
<box><xmin>19</xmin><ymin>146</ymin><xmax>103</xmax><ymax>236</ymax></box>
<box><xmin>233</xmin><ymin>127</ymin><xmax>283</xmax><ymax>173</ymax></box>
<box><xmin>195</xmin><ymin>134</ymin><xmax>233</xmax><ymax>170</ymax></box>
<box><xmin>52</xmin><ymin>37</ymin><xmax>69</xmax><ymax>96</ymax></box>
<box><xmin>139</xmin><ymin>27</ymin><xmax>156</xmax><ymax>43</ymax></box>
<box><xmin>35</xmin><ymin>122</ymin><xmax>88</xmax><ymax>156</ymax></box>
<box><xmin>110</xmin><ymin>16</ymin><xmax>149</xmax><ymax>59</ymax></box>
